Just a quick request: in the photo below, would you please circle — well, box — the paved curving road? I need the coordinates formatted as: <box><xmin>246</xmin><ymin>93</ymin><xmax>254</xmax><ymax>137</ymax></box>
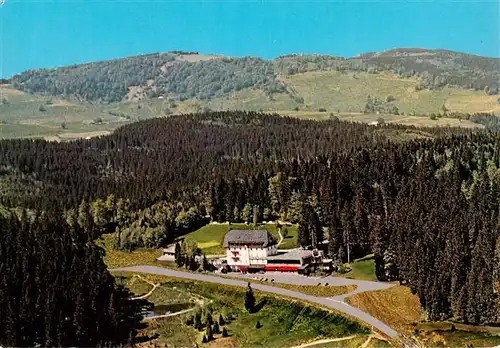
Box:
<box><xmin>112</xmin><ymin>265</ymin><xmax>398</xmax><ymax>338</ymax></box>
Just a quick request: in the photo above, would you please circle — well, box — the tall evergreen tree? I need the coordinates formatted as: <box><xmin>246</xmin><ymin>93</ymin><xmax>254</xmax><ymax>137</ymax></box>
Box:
<box><xmin>245</xmin><ymin>283</ymin><xmax>255</xmax><ymax>313</ymax></box>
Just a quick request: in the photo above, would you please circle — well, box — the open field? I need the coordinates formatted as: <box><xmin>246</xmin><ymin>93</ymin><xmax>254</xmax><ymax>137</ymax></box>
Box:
<box><xmin>346</xmin><ymin>285</ymin><xmax>421</xmax><ymax>333</ymax></box>
<box><xmin>281</xmin><ymin>71</ymin><xmax>499</xmax><ymax>116</ymax></box>
<box><xmin>343</xmin><ymin>255</ymin><xmax>377</xmax><ymax>281</ymax></box>
<box><xmin>97</xmin><ymin>234</ymin><xmax>162</xmax><ymax>269</ymax></box>
<box><xmin>279</xmin><ymin>110</ymin><xmax>483</xmax><ymax>128</ymax></box>
<box><xmin>181</xmin><ymin>222</ymin><xmax>298</xmax><ymax>255</ymax></box>
<box><xmin>0</xmin><ymin>86</ymin><xmax>131</xmax><ymax>140</ymax></box>
<box><xmin>116</xmin><ymin>272</ymin><xmax>370</xmax><ymax>347</ymax></box>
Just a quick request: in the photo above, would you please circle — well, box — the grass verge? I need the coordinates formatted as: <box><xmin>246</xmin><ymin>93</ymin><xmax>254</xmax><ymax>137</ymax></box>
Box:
<box><xmin>247</xmin><ymin>279</ymin><xmax>357</xmax><ymax>298</ymax></box>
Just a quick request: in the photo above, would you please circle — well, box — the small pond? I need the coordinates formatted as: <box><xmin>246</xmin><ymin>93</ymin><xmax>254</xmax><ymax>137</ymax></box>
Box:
<box><xmin>143</xmin><ymin>303</ymin><xmax>193</xmax><ymax>318</ymax></box>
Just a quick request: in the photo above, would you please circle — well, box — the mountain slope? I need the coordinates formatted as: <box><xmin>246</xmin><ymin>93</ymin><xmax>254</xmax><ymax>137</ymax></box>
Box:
<box><xmin>9</xmin><ymin>49</ymin><xmax>500</xmax><ymax>104</ymax></box>
<box><xmin>1</xmin><ymin>48</ymin><xmax>499</xmax><ymax>140</ymax></box>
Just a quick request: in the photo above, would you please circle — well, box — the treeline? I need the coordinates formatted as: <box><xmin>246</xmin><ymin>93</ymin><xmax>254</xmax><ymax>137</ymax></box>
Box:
<box><xmin>0</xmin><ymin>209</ymin><xmax>146</xmax><ymax>346</ymax></box>
<box><xmin>0</xmin><ymin>111</ymin><xmax>498</xmax><ymax>325</ymax></box>
<box><xmin>9</xmin><ymin>49</ymin><xmax>499</xmax><ymax>103</ymax></box>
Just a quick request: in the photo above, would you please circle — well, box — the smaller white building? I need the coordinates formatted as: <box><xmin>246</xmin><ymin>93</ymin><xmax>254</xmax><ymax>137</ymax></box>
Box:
<box><xmin>223</xmin><ymin>230</ymin><xmax>278</xmax><ymax>271</ymax></box>
<box><xmin>157</xmin><ymin>244</ymin><xmax>176</xmax><ymax>261</ymax></box>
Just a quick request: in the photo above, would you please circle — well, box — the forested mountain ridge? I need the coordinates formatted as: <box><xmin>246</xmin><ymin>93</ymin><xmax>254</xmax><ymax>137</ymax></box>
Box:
<box><xmin>9</xmin><ymin>48</ymin><xmax>500</xmax><ymax>104</ymax></box>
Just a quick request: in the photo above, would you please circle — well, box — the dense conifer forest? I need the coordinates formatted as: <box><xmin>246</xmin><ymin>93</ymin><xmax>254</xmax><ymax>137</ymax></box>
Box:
<box><xmin>0</xmin><ymin>210</ymin><xmax>147</xmax><ymax>346</ymax></box>
<box><xmin>0</xmin><ymin>111</ymin><xmax>499</xmax><ymax>336</ymax></box>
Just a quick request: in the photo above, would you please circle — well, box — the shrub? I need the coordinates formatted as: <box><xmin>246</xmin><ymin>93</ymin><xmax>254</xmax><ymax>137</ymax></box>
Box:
<box><xmin>338</xmin><ymin>264</ymin><xmax>351</xmax><ymax>274</ymax></box>
<box><xmin>205</xmin><ymin>325</ymin><xmax>213</xmax><ymax>340</ymax></box>
<box><xmin>256</xmin><ymin>320</ymin><xmax>262</xmax><ymax>329</ymax></box>
<box><xmin>202</xmin><ymin>335</ymin><xmax>207</xmax><ymax>343</ymax></box>
<box><xmin>318</xmin><ymin>108</ymin><xmax>327</xmax><ymax>112</ymax></box>
<box><xmin>430</xmin><ymin>114</ymin><xmax>437</xmax><ymax>120</ymax></box>
<box><xmin>39</xmin><ymin>105</ymin><xmax>46</xmax><ymax>112</ymax></box>
<box><xmin>222</xmin><ymin>327</ymin><xmax>228</xmax><ymax>337</ymax></box>
<box><xmin>282</xmin><ymin>227</ymin><xmax>289</xmax><ymax>238</ymax></box>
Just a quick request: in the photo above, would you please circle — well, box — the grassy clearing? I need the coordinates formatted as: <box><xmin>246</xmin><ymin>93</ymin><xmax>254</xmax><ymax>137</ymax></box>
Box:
<box><xmin>181</xmin><ymin>222</ymin><xmax>298</xmax><ymax>255</ymax></box>
<box><xmin>279</xmin><ymin>110</ymin><xmax>482</xmax><ymax>129</ymax></box>
<box><xmin>0</xmin><ymin>86</ymin><xmax>130</xmax><ymax>140</ymax></box>
<box><xmin>281</xmin><ymin>71</ymin><xmax>496</xmax><ymax>116</ymax></box>
<box><xmin>125</xmin><ymin>276</ymin><xmax>154</xmax><ymax>296</ymax></box>
<box><xmin>116</xmin><ymin>272</ymin><xmax>369</xmax><ymax>347</ymax></box>
<box><xmin>347</xmin><ymin>286</ymin><xmax>421</xmax><ymax>333</ymax></box>
<box><xmin>97</xmin><ymin>234</ymin><xmax>162</xmax><ymax>269</ymax></box>
<box><xmin>342</xmin><ymin>255</ymin><xmax>377</xmax><ymax>281</ymax></box>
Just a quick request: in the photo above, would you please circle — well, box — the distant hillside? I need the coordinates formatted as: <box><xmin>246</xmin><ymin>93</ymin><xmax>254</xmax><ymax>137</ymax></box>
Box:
<box><xmin>9</xmin><ymin>49</ymin><xmax>500</xmax><ymax>105</ymax></box>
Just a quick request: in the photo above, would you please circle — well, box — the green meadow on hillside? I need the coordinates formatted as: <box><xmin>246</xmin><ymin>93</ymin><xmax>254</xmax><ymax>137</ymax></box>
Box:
<box><xmin>282</xmin><ymin>71</ymin><xmax>500</xmax><ymax>116</ymax></box>
<box><xmin>0</xmin><ymin>87</ymin><xmax>129</xmax><ymax>140</ymax></box>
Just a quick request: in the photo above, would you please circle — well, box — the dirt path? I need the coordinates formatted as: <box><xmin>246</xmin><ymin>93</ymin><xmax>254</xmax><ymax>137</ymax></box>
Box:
<box><xmin>289</xmin><ymin>335</ymin><xmax>358</xmax><ymax>348</ymax></box>
<box><xmin>277</xmin><ymin>228</ymin><xmax>284</xmax><ymax>246</ymax></box>
<box><xmin>111</xmin><ymin>265</ymin><xmax>398</xmax><ymax>338</ymax></box>
<box><xmin>143</xmin><ymin>307</ymin><xmax>196</xmax><ymax>321</ymax></box>
<box><xmin>130</xmin><ymin>274</ymin><xmax>160</xmax><ymax>300</ymax></box>
<box><xmin>360</xmin><ymin>335</ymin><xmax>373</xmax><ymax>348</ymax></box>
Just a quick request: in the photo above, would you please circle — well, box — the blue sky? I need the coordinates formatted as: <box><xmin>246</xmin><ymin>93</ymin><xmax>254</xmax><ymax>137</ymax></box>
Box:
<box><xmin>0</xmin><ymin>0</ymin><xmax>498</xmax><ymax>77</ymax></box>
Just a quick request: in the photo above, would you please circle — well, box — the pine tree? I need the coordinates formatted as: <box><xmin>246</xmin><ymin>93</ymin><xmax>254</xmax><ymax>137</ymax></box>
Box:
<box><xmin>194</xmin><ymin>312</ymin><xmax>202</xmax><ymax>330</ymax></box>
<box><xmin>222</xmin><ymin>327</ymin><xmax>228</xmax><ymax>337</ymax></box>
<box><xmin>205</xmin><ymin>325</ymin><xmax>213</xmax><ymax>341</ymax></box>
<box><xmin>213</xmin><ymin>321</ymin><xmax>220</xmax><ymax>334</ymax></box>
<box><xmin>202</xmin><ymin>255</ymin><xmax>210</xmax><ymax>272</ymax></box>
<box><xmin>206</xmin><ymin>312</ymin><xmax>213</xmax><ymax>326</ymax></box>
<box><xmin>494</xmin><ymin>236</ymin><xmax>500</xmax><ymax>320</ymax></box>
<box><xmin>252</xmin><ymin>205</ymin><xmax>259</xmax><ymax>226</ymax></box>
<box><xmin>218</xmin><ymin>314</ymin><xmax>225</xmax><ymax>326</ymax></box>
<box><xmin>245</xmin><ymin>282</ymin><xmax>255</xmax><ymax>313</ymax></box>
<box><xmin>242</xmin><ymin>203</ymin><xmax>252</xmax><ymax>223</ymax></box>
<box><xmin>77</xmin><ymin>200</ymin><xmax>94</xmax><ymax>232</ymax></box>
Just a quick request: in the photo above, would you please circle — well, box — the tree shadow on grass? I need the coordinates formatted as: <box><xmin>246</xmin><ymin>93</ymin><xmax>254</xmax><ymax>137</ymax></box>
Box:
<box><xmin>251</xmin><ymin>299</ymin><xmax>267</xmax><ymax>313</ymax></box>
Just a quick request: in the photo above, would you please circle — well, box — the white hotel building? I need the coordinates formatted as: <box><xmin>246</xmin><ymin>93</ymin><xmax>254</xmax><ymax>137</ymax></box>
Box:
<box><xmin>223</xmin><ymin>230</ymin><xmax>278</xmax><ymax>271</ymax></box>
